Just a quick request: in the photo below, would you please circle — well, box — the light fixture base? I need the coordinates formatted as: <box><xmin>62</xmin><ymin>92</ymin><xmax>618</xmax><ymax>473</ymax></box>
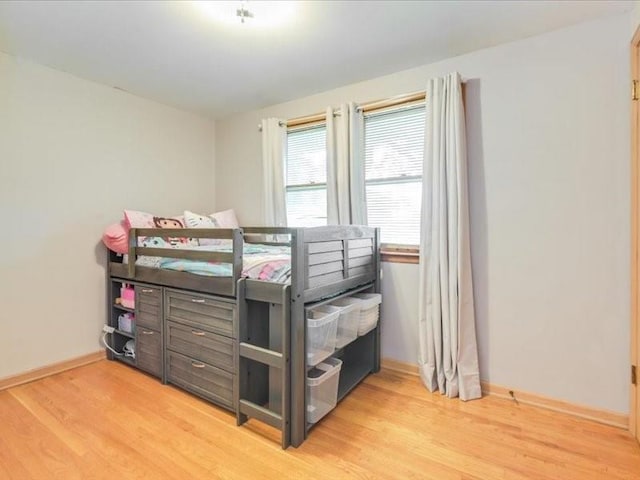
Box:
<box><xmin>236</xmin><ymin>6</ymin><xmax>254</xmax><ymax>24</ymax></box>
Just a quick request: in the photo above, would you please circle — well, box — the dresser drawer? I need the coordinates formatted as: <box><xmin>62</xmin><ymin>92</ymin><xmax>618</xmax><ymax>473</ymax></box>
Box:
<box><xmin>136</xmin><ymin>328</ymin><xmax>162</xmax><ymax>378</ymax></box>
<box><xmin>167</xmin><ymin>351</ymin><xmax>233</xmax><ymax>409</ymax></box>
<box><xmin>137</xmin><ymin>286</ymin><xmax>161</xmax><ymax>306</ymax></box>
<box><xmin>136</xmin><ymin>286</ymin><xmax>162</xmax><ymax>329</ymax></box>
<box><xmin>166</xmin><ymin>321</ymin><xmax>234</xmax><ymax>373</ymax></box>
<box><xmin>165</xmin><ymin>290</ymin><xmax>235</xmax><ymax>338</ymax></box>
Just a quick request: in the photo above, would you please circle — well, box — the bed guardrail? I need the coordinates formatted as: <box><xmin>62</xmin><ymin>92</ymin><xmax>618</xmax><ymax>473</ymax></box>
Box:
<box><xmin>242</xmin><ymin>227</ymin><xmax>293</xmax><ymax>246</ymax></box>
<box><xmin>126</xmin><ymin>227</ymin><xmax>244</xmax><ymax>294</ymax></box>
<box><xmin>116</xmin><ymin>225</ymin><xmax>379</xmax><ymax>301</ymax></box>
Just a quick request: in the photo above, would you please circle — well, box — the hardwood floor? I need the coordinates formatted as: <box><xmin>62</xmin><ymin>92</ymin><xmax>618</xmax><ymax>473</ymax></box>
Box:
<box><xmin>0</xmin><ymin>361</ymin><xmax>638</xmax><ymax>480</ymax></box>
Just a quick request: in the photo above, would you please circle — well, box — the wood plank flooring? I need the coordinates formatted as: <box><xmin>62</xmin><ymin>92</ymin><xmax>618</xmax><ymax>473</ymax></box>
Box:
<box><xmin>0</xmin><ymin>360</ymin><xmax>639</xmax><ymax>479</ymax></box>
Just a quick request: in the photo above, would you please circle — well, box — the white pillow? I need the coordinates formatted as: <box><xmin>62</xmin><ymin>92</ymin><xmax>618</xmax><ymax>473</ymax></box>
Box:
<box><xmin>211</xmin><ymin>209</ymin><xmax>240</xmax><ymax>228</ymax></box>
<box><xmin>184</xmin><ymin>209</ymin><xmax>240</xmax><ymax>246</ymax></box>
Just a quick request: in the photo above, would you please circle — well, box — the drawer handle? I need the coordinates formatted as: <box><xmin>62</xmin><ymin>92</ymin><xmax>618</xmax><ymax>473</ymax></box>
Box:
<box><xmin>141</xmin><ymin>330</ymin><xmax>154</xmax><ymax>335</ymax></box>
<box><xmin>191</xmin><ymin>330</ymin><xmax>206</xmax><ymax>336</ymax></box>
<box><xmin>191</xmin><ymin>361</ymin><xmax>206</xmax><ymax>369</ymax></box>
<box><xmin>191</xmin><ymin>299</ymin><xmax>206</xmax><ymax>304</ymax></box>
<box><xmin>141</xmin><ymin>289</ymin><xmax>154</xmax><ymax>293</ymax></box>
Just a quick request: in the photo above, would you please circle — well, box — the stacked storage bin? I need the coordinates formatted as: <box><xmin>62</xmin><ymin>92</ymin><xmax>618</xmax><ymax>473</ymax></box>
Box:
<box><xmin>306</xmin><ymin>304</ymin><xmax>342</xmax><ymax>423</ymax></box>
<box><xmin>328</xmin><ymin>297</ymin><xmax>362</xmax><ymax>348</ymax></box>
<box><xmin>352</xmin><ymin>293</ymin><xmax>382</xmax><ymax>336</ymax></box>
<box><xmin>306</xmin><ymin>357</ymin><xmax>343</xmax><ymax>424</ymax></box>
<box><xmin>305</xmin><ymin>292</ymin><xmax>382</xmax><ymax>425</ymax></box>
<box><xmin>306</xmin><ymin>305</ymin><xmax>340</xmax><ymax>366</ymax></box>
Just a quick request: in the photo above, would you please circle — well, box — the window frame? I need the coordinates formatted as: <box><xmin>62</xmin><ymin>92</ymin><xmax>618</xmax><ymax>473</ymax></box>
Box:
<box><xmin>380</xmin><ymin>245</ymin><xmax>420</xmax><ymax>264</ymax></box>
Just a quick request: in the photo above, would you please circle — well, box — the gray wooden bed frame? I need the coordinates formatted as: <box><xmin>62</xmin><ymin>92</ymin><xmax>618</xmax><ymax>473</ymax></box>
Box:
<box><xmin>108</xmin><ymin>225</ymin><xmax>381</xmax><ymax>448</ymax></box>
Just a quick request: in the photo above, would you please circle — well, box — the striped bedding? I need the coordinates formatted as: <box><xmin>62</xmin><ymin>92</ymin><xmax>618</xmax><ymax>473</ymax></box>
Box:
<box><xmin>133</xmin><ymin>243</ymin><xmax>291</xmax><ymax>283</ymax></box>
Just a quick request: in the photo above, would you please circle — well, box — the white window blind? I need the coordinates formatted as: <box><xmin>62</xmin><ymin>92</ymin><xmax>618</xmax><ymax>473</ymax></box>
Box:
<box><xmin>364</xmin><ymin>105</ymin><xmax>425</xmax><ymax>245</ymax></box>
<box><xmin>285</xmin><ymin>125</ymin><xmax>328</xmax><ymax>227</ymax></box>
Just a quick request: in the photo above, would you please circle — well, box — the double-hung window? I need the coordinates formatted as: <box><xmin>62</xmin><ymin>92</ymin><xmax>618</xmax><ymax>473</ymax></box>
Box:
<box><xmin>283</xmin><ymin>99</ymin><xmax>425</xmax><ymax>257</ymax></box>
<box><xmin>285</xmin><ymin>125</ymin><xmax>327</xmax><ymax>227</ymax></box>
<box><xmin>364</xmin><ymin>105</ymin><xmax>425</xmax><ymax>246</ymax></box>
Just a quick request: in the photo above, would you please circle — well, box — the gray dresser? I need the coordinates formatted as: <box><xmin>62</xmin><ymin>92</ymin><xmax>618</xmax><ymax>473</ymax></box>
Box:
<box><xmin>164</xmin><ymin>288</ymin><xmax>236</xmax><ymax>411</ymax></box>
<box><xmin>108</xmin><ymin>279</ymin><xmax>237</xmax><ymax>412</ymax></box>
<box><xmin>135</xmin><ymin>285</ymin><xmax>163</xmax><ymax>378</ymax></box>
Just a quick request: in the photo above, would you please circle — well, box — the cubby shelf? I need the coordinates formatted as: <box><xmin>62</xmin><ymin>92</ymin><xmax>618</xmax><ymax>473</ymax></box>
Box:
<box><xmin>107</xmin><ymin>278</ymin><xmax>165</xmax><ymax>382</ymax></box>
<box><xmin>113</xmin><ymin>304</ymin><xmax>134</xmax><ymax>313</ymax></box>
<box><xmin>113</xmin><ymin>329</ymin><xmax>134</xmax><ymax>339</ymax></box>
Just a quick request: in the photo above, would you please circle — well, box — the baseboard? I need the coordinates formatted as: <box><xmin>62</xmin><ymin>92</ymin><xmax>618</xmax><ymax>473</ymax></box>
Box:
<box><xmin>480</xmin><ymin>381</ymin><xmax>628</xmax><ymax>429</ymax></box>
<box><xmin>381</xmin><ymin>358</ymin><xmax>420</xmax><ymax>376</ymax></box>
<box><xmin>381</xmin><ymin>357</ymin><xmax>629</xmax><ymax>430</ymax></box>
<box><xmin>0</xmin><ymin>351</ymin><xmax>106</xmax><ymax>391</ymax></box>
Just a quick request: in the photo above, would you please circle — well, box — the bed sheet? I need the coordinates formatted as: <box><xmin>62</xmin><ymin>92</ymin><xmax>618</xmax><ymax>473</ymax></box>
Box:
<box><xmin>134</xmin><ymin>243</ymin><xmax>291</xmax><ymax>283</ymax></box>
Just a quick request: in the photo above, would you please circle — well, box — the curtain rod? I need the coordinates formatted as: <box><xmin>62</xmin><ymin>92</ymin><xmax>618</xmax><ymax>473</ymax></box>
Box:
<box><xmin>360</xmin><ymin>91</ymin><xmax>425</xmax><ymax>114</ymax></box>
<box><xmin>257</xmin><ymin>89</ymin><xmax>426</xmax><ymax>131</ymax></box>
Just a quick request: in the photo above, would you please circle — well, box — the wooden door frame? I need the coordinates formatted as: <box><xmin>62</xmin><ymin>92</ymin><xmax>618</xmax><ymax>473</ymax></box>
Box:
<box><xmin>631</xmin><ymin>25</ymin><xmax>640</xmax><ymax>440</ymax></box>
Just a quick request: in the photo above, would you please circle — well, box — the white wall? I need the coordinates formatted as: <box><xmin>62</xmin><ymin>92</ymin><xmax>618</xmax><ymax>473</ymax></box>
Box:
<box><xmin>631</xmin><ymin>1</ymin><xmax>640</xmax><ymax>37</ymax></box>
<box><xmin>0</xmin><ymin>52</ymin><xmax>215</xmax><ymax>378</ymax></box>
<box><xmin>216</xmin><ymin>14</ymin><xmax>631</xmax><ymax>413</ymax></box>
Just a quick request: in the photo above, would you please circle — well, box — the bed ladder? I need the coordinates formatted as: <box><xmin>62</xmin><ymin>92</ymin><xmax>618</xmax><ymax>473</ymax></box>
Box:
<box><xmin>236</xmin><ymin>279</ymin><xmax>291</xmax><ymax>449</ymax></box>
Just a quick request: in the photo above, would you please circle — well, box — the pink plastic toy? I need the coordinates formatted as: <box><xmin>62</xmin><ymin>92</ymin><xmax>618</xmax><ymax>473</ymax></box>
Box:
<box><xmin>120</xmin><ymin>284</ymin><xmax>135</xmax><ymax>309</ymax></box>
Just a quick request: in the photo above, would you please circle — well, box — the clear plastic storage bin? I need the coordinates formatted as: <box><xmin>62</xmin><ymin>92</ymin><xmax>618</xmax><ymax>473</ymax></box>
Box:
<box><xmin>352</xmin><ymin>293</ymin><xmax>382</xmax><ymax>335</ymax></box>
<box><xmin>307</xmin><ymin>357</ymin><xmax>343</xmax><ymax>424</ymax></box>
<box><xmin>307</xmin><ymin>305</ymin><xmax>340</xmax><ymax>366</ymax></box>
<box><xmin>329</xmin><ymin>297</ymin><xmax>362</xmax><ymax>348</ymax></box>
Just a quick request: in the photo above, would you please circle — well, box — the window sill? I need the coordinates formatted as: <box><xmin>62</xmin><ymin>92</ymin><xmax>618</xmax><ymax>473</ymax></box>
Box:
<box><xmin>380</xmin><ymin>245</ymin><xmax>419</xmax><ymax>264</ymax></box>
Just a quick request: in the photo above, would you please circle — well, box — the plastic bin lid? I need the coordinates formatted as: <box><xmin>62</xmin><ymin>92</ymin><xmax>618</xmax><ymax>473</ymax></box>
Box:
<box><xmin>307</xmin><ymin>305</ymin><xmax>342</xmax><ymax>325</ymax></box>
<box><xmin>329</xmin><ymin>296</ymin><xmax>361</xmax><ymax>313</ymax></box>
<box><xmin>307</xmin><ymin>367</ymin><xmax>325</xmax><ymax>379</ymax></box>
<box><xmin>306</xmin><ymin>357</ymin><xmax>343</xmax><ymax>385</ymax></box>
<box><xmin>310</xmin><ymin>305</ymin><xmax>342</xmax><ymax>315</ymax></box>
<box><xmin>352</xmin><ymin>293</ymin><xmax>382</xmax><ymax>309</ymax></box>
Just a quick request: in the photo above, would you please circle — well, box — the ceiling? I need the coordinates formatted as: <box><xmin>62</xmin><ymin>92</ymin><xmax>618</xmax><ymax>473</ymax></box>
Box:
<box><xmin>0</xmin><ymin>1</ymin><xmax>633</xmax><ymax>119</ymax></box>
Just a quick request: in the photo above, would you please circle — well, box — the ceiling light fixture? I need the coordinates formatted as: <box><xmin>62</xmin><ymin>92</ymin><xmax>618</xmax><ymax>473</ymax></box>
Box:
<box><xmin>194</xmin><ymin>1</ymin><xmax>296</xmax><ymax>29</ymax></box>
<box><xmin>236</xmin><ymin>2</ymin><xmax>254</xmax><ymax>24</ymax></box>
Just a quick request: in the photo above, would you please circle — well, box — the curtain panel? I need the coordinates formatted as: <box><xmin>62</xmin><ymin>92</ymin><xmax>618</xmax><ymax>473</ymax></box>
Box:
<box><xmin>418</xmin><ymin>72</ymin><xmax>481</xmax><ymax>401</ymax></box>
<box><xmin>261</xmin><ymin>118</ymin><xmax>288</xmax><ymax>228</ymax></box>
<box><xmin>326</xmin><ymin>102</ymin><xmax>367</xmax><ymax>225</ymax></box>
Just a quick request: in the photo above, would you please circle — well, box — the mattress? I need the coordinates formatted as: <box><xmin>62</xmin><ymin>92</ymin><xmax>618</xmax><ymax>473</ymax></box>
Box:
<box><xmin>131</xmin><ymin>243</ymin><xmax>291</xmax><ymax>282</ymax></box>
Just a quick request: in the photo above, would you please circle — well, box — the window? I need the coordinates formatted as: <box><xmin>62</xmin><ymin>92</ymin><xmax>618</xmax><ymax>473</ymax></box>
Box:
<box><xmin>283</xmin><ymin>99</ymin><xmax>425</xmax><ymax>255</ymax></box>
<box><xmin>364</xmin><ymin>106</ymin><xmax>425</xmax><ymax>246</ymax></box>
<box><xmin>285</xmin><ymin>125</ymin><xmax>327</xmax><ymax>227</ymax></box>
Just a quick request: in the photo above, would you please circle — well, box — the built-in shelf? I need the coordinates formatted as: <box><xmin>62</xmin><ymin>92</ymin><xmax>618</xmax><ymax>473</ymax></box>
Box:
<box><xmin>113</xmin><ymin>329</ymin><xmax>134</xmax><ymax>339</ymax></box>
<box><xmin>306</xmin><ymin>334</ymin><xmax>362</xmax><ymax>372</ymax></box>
<box><xmin>306</xmin><ymin>327</ymin><xmax>377</xmax><ymax>433</ymax></box>
<box><xmin>305</xmin><ymin>282</ymin><xmax>375</xmax><ymax>311</ymax></box>
<box><xmin>108</xmin><ymin>279</ymin><xmax>163</xmax><ymax>382</ymax></box>
<box><xmin>113</xmin><ymin>303</ymin><xmax>134</xmax><ymax>313</ymax></box>
<box><xmin>337</xmin><ymin>362</ymin><xmax>372</xmax><ymax>402</ymax></box>
<box><xmin>338</xmin><ymin>330</ymin><xmax>375</xmax><ymax>400</ymax></box>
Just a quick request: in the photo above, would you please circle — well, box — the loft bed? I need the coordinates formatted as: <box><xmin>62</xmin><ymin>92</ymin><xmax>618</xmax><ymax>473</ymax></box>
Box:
<box><xmin>107</xmin><ymin>225</ymin><xmax>381</xmax><ymax>448</ymax></box>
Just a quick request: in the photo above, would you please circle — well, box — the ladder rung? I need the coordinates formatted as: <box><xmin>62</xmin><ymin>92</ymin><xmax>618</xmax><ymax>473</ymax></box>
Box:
<box><xmin>239</xmin><ymin>400</ymin><xmax>283</xmax><ymax>429</ymax></box>
<box><xmin>239</xmin><ymin>342</ymin><xmax>284</xmax><ymax>368</ymax></box>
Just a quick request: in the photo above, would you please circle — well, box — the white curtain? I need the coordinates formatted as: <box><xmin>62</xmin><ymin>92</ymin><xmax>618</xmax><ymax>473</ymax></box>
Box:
<box><xmin>261</xmin><ymin>118</ymin><xmax>287</xmax><ymax>227</ymax></box>
<box><xmin>418</xmin><ymin>72</ymin><xmax>481</xmax><ymax>401</ymax></box>
<box><xmin>326</xmin><ymin>103</ymin><xmax>367</xmax><ymax>225</ymax></box>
